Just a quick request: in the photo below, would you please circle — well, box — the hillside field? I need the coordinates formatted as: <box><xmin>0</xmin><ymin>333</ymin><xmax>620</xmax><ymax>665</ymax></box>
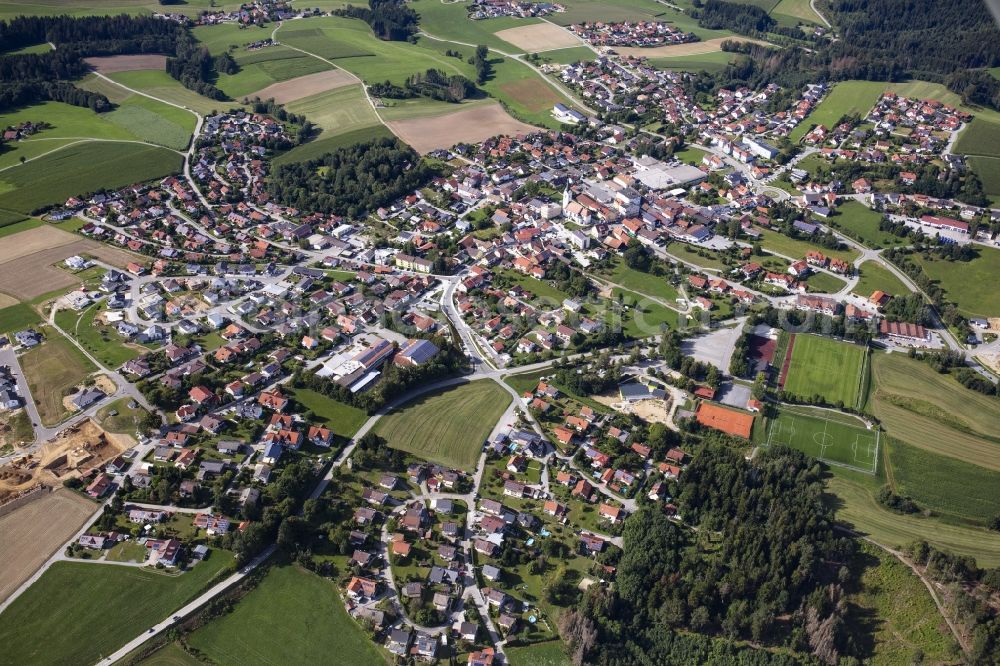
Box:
<box><xmin>0</xmin><ymin>142</ymin><xmax>181</xmax><ymax>214</ymax></box>
<box><xmin>790</xmin><ymin>80</ymin><xmax>886</xmax><ymax>142</ymax></box>
<box><xmin>868</xmin><ymin>352</ymin><xmax>1000</xmax><ymax>472</ymax></box>
<box><xmin>845</xmin><ymin>542</ymin><xmax>960</xmax><ymax>665</ymax></box>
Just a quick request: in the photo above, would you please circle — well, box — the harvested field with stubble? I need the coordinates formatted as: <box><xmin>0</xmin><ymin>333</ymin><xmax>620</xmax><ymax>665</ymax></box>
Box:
<box><xmin>84</xmin><ymin>55</ymin><xmax>168</xmax><ymax>73</ymax></box>
<box><xmin>0</xmin><ymin>489</ymin><xmax>95</xmax><ymax>602</ymax></box>
<box><xmin>493</xmin><ymin>22</ymin><xmax>584</xmax><ymax>52</ymax></box>
<box><xmin>247</xmin><ymin>68</ymin><xmax>356</xmax><ymax>104</ymax></box>
<box><xmin>387</xmin><ymin>102</ymin><xmax>538</xmax><ymax>153</ymax></box>
<box><xmin>0</xmin><ymin>225</ymin><xmax>101</xmax><ymax>300</ymax></box>
<box><xmin>0</xmin><ymin>224</ymin><xmax>82</xmax><ymax>264</ymax></box>
<box><xmin>0</xmin><ymin>225</ymin><xmax>142</xmax><ymax>300</ymax></box>
<box><xmin>0</xmin><ymin>241</ymin><xmax>95</xmax><ymax>300</ymax></box>
<box><xmin>615</xmin><ymin>36</ymin><xmax>767</xmax><ymax>58</ymax></box>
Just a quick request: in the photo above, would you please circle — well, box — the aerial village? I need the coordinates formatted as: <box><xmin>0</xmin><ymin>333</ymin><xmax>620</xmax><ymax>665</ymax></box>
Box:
<box><xmin>2</xmin><ymin>14</ymin><xmax>997</xmax><ymax>662</ymax></box>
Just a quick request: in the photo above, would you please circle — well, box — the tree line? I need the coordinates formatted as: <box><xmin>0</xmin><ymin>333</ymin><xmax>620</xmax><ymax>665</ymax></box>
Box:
<box><xmin>369</xmin><ymin>68</ymin><xmax>479</xmax><ymax>103</ymax></box>
<box><xmin>0</xmin><ymin>14</ymin><xmax>232</xmax><ymax>111</ymax></box>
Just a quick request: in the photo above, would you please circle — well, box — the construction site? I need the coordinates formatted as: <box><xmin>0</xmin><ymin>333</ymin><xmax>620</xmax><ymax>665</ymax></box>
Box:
<box><xmin>0</xmin><ymin>419</ymin><xmax>131</xmax><ymax>506</ymax></box>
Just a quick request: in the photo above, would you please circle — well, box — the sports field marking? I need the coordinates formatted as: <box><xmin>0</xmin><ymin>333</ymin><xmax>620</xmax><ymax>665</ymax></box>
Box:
<box><xmin>813</xmin><ymin>419</ymin><xmax>832</xmax><ymax>458</ymax></box>
<box><xmin>765</xmin><ymin>410</ymin><xmax>878</xmax><ymax>475</ymax></box>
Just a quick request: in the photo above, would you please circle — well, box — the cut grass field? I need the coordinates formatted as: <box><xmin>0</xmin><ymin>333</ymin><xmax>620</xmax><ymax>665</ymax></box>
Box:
<box><xmin>219</xmin><ymin>47</ymin><xmax>334</xmax><ymax>99</ymax></box>
<box><xmin>108</xmin><ymin>70</ymin><xmax>232</xmax><ymax>116</ymax></box>
<box><xmin>0</xmin><ymin>142</ymin><xmax>181</xmax><ymax>215</ymax></box>
<box><xmin>647</xmin><ymin>49</ymin><xmax>736</xmax><ymax>73</ymax></box>
<box><xmin>19</xmin><ymin>328</ymin><xmax>97</xmax><ymax>426</ymax></box>
<box><xmin>373</xmin><ymin>379</ymin><xmax>512</xmax><ymax>470</ymax></box>
<box><xmin>0</xmin><ymin>554</ymin><xmax>234</xmax><ymax>665</ymax></box>
<box><xmin>551</xmin><ymin>0</ymin><xmax>733</xmax><ymax>40</ymax></box>
<box><xmin>96</xmin><ymin>396</ymin><xmax>151</xmax><ymax>434</ymax></box>
<box><xmin>614</xmin><ymin>287</ymin><xmax>680</xmax><ymax>337</ymax></box>
<box><xmin>846</xmin><ymin>542</ymin><xmax>959</xmax><ymax>665</ymax></box>
<box><xmin>910</xmin><ymin>246</ymin><xmax>1000</xmax><ymax>319</ymax></box>
<box><xmin>790</xmin><ymin>80</ymin><xmax>886</xmax><ymax>143</ymax></box>
<box><xmin>409</xmin><ymin>0</ymin><xmax>543</xmax><ymax>52</ymax></box>
<box><xmin>827</xmin><ymin>474</ymin><xmax>1000</xmax><ymax>567</ymax></box>
<box><xmin>824</xmin><ymin>200</ymin><xmax>904</xmax><ymax>249</ymax></box>
<box><xmin>888</xmin><ymin>437</ymin><xmax>1000</xmax><ymax>525</ymax></box>
<box><xmin>605</xmin><ymin>259</ymin><xmax>681</xmax><ymax>304</ymax></box>
<box><xmin>505</xmin><ymin>639</ymin><xmax>570</xmax><ymax>666</ymax></box>
<box><xmin>290</xmin><ymin>387</ymin><xmax>369</xmax><ymax>440</ymax></box>
<box><xmin>502</xmin><ymin>269</ymin><xmax>569</xmax><ymax>306</ymax></box>
<box><xmin>754</xmin><ymin>227</ymin><xmax>860</xmax><ymax>263</ymax></box>
<box><xmin>673</xmin><ymin>145</ymin><xmax>708</xmax><ymax>165</ymax></box>
<box><xmin>763</xmin><ymin>405</ymin><xmax>878</xmax><ymax>474</ymax></box>
<box><xmin>536</xmin><ymin>46</ymin><xmax>597</xmax><ymax>66</ymax></box>
<box><xmin>783</xmin><ymin>334</ymin><xmax>868</xmax><ymax>409</ymax></box>
<box><xmin>285</xmin><ymin>83</ymin><xmax>383</xmax><ymax>146</ymax></box>
<box><xmin>186</xmin><ymin>563</ymin><xmax>387</xmax><ymax>665</ymax></box>
<box><xmin>852</xmin><ymin>261</ymin><xmax>909</xmax><ymax>298</ymax></box>
<box><xmin>804</xmin><ymin>270</ymin><xmax>848</xmax><ymax>294</ymax></box>
<box><xmin>275</xmin><ymin>15</ymin><xmax>574</xmax><ymax>128</ymax></box>
<box><xmin>868</xmin><ymin>352</ymin><xmax>1000</xmax><ymax>471</ymax></box>
<box><xmin>770</xmin><ymin>0</ymin><xmax>824</xmax><ymax>24</ymax></box>
<box><xmin>0</xmin><ymin>100</ymin><xmax>151</xmax><ymax>170</ymax></box>
<box><xmin>278</xmin><ymin>17</ymin><xmax>468</xmax><ymax>85</ymax></box>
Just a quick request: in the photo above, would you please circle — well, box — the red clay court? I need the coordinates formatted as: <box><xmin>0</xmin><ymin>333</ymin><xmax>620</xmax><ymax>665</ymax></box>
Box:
<box><xmin>696</xmin><ymin>402</ymin><xmax>755</xmax><ymax>439</ymax></box>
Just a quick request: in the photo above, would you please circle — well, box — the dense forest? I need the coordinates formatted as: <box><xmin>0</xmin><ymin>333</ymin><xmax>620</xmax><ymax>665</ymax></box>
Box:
<box><xmin>334</xmin><ymin>0</ymin><xmax>419</xmax><ymax>41</ymax></box>
<box><xmin>165</xmin><ymin>30</ymin><xmax>229</xmax><ymax>101</ymax></box>
<box><xmin>0</xmin><ymin>15</ymin><xmax>179</xmax><ymax>111</ymax></box>
<box><xmin>266</xmin><ymin>137</ymin><xmax>436</xmax><ymax>218</ymax></box>
<box><xmin>695</xmin><ymin>0</ymin><xmax>775</xmax><ymax>35</ymax></box>
<box><xmin>561</xmin><ymin>444</ymin><xmax>854</xmax><ymax>665</ymax></box>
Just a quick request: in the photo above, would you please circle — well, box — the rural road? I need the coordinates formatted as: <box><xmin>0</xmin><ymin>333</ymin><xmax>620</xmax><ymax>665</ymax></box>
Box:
<box><xmin>97</xmin><ymin>545</ymin><xmax>278</xmax><ymax>665</ymax></box>
<box><xmin>810</xmin><ymin>0</ymin><xmax>832</xmax><ymax>28</ymax></box>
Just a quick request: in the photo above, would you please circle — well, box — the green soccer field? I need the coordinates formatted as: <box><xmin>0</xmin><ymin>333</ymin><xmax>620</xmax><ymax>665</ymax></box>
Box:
<box><xmin>765</xmin><ymin>407</ymin><xmax>878</xmax><ymax>474</ymax></box>
<box><xmin>782</xmin><ymin>334</ymin><xmax>868</xmax><ymax>409</ymax></box>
